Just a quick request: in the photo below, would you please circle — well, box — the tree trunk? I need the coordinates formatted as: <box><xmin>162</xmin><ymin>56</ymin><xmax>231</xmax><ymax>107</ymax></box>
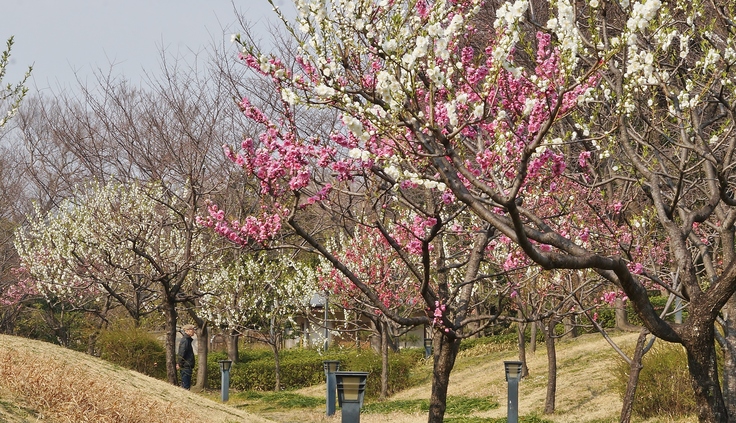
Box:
<box><xmin>272</xmin><ymin>341</ymin><xmax>281</xmax><ymax>391</ymax></box>
<box><xmin>163</xmin><ymin>301</ymin><xmax>178</xmax><ymax>385</ymax></box>
<box><xmin>615</xmin><ymin>298</ymin><xmax>638</xmax><ymax>331</ymax></box>
<box><xmin>620</xmin><ymin>330</ymin><xmax>649</xmax><ymax>423</ymax></box>
<box><xmin>530</xmin><ymin>321</ymin><xmax>538</xmax><ymax>354</ymax></box>
<box><xmin>427</xmin><ymin>330</ymin><xmax>461</xmax><ymax>423</ymax></box>
<box><xmin>517</xmin><ymin>322</ymin><xmax>529</xmax><ymax>378</ymax></box>
<box><xmin>684</xmin><ymin>323</ymin><xmax>729</xmax><ymax>423</ymax></box>
<box><xmin>227</xmin><ymin>330</ymin><xmax>239</xmax><ymax>363</ymax></box>
<box><xmin>563</xmin><ymin>316</ymin><xmax>578</xmax><ymax>339</ymax></box>
<box><xmin>193</xmin><ymin>323</ymin><xmax>209</xmax><ymax>392</ymax></box>
<box><xmin>719</xmin><ymin>295</ymin><xmax>736</xmax><ymax>420</ymax></box>
<box><xmin>380</xmin><ymin>320</ymin><xmax>389</xmax><ymax>399</ymax></box>
<box><xmin>544</xmin><ymin>318</ymin><xmax>558</xmax><ymax>414</ymax></box>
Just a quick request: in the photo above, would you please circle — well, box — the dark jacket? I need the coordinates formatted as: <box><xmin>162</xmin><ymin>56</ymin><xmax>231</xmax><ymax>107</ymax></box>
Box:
<box><xmin>177</xmin><ymin>334</ymin><xmax>195</xmax><ymax>368</ymax></box>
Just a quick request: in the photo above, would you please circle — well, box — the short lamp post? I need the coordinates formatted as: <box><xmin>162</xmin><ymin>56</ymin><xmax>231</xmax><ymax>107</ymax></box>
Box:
<box><xmin>323</xmin><ymin>360</ymin><xmax>340</xmax><ymax>416</ymax></box>
<box><xmin>335</xmin><ymin>371</ymin><xmax>369</xmax><ymax>423</ymax></box>
<box><xmin>218</xmin><ymin>360</ymin><xmax>233</xmax><ymax>402</ymax></box>
<box><xmin>504</xmin><ymin>361</ymin><xmax>523</xmax><ymax>423</ymax></box>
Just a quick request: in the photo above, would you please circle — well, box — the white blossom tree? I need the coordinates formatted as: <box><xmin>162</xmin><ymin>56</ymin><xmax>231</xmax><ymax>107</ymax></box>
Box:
<box><xmin>200</xmin><ymin>253</ymin><xmax>318</xmax><ymax>390</ymax></box>
<box><xmin>15</xmin><ymin>181</ymin><xmax>218</xmax><ymax>385</ymax></box>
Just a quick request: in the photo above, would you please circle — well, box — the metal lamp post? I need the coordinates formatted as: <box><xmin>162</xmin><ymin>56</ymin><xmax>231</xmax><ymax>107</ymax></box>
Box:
<box><xmin>335</xmin><ymin>371</ymin><xmax>369</xmax><ymax>423</ymax></box>
<box><xmin>504</xmin><ymin>360</ymin><xmax>523</xmax><ymax>423</ymax></box>
<box><xmin>323</xmin><ymin>360</ymin><xmax>340</xmax><ymax>416</ymax></box>
<box><xmin>218</xmin><ymin>359</ymin><xmax>233</xmax><ymax>402</ymax></box>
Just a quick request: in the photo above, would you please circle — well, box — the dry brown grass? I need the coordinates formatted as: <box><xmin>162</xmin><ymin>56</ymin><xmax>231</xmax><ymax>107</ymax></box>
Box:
<box><xmin>0</xmin><ymin>334</ymin><xmax>272</xmax><ymax>423</ymax></box>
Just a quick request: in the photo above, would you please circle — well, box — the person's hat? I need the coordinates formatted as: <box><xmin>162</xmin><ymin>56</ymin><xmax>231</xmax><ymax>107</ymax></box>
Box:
<box><xmin>182</xmin><ymin>324</ymin><xmax>196</xmax><ymax>331</ymax></box>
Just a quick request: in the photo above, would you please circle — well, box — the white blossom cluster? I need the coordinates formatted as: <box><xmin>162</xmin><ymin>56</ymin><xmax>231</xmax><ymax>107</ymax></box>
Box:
<box><xmin>545</xmin><ymin>0</ymin><xmax>582</xmax><ymax>69</ymax></box>
<box><xmin>15</xmin><ymin>181</ymin><xmax>210</xmax><ymax>311</ymax></box>
<box><xmin>199</xmin><ymin>255</ymin><xmax>319</xmax><ymax>333</ymax></box>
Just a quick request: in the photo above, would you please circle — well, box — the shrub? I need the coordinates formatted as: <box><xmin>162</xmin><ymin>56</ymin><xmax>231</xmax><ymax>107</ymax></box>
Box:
<box><xmin>96</xmin><ymin>327</ymin><xmax>166</xmax><ymax>379</ymax></box>
<box><xmin>613</xmin><ymin>342</ymin><xmax>697</xmax><ymax>419</ymax></box>
<box><xmin>206</xmin><ymin>345</ymin><xmax>423</xmax><ymax>397</ymax></box>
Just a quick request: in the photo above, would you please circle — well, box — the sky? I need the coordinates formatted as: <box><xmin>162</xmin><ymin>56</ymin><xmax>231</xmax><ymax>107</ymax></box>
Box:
<box><xmin>0</xmin><ymin>0</ymin><xmax>294</xmax><ymax>94</ymax></box>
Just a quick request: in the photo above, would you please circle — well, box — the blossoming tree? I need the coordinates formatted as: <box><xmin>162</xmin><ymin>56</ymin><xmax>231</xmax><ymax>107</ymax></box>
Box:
<box><xmin>317</xmin><ymin>225</ymin><xmax>427</xmax><ymax>399</ymax></box>
<box><xmin>204</xmin><ymin>0</ymin><xmax>736</xmax><ymax>421</ymax></box>
<box><xmin>200</xmin><ymin>253</ymin><xmax>318</xmax><ymax>391</ymax></box>
<box><xmin>202</xmin><ymin>0</ymin><xmax>585</xmax><ymax>420</ymax></box>
<box><xmin>15</xmin><ymin>181</ymin><xmax>217</xmax><ymax>386</ymax></box>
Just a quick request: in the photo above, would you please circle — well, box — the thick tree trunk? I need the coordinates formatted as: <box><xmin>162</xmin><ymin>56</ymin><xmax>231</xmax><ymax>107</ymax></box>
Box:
<box><xmin>720</xmin><ymin>296</ymin><xmax>736</xmax><ymax>420</ymax></box>
<box><xmin>428</xmin><ymin>331</ymin><xmax>461</xmax><ymax>423</ymax></box>
<box><xmin>517</xmin><ymin>322</ymin><xmax>529</xmax><ymax>378</ymax></box>
<box><xmin>544</xmin><ymin>318</ymin><xmax>557</xmax><ymax>414</ymax></box>
<box><xmin>530</xmin><ymin>321</ymin><xmax>538</xmax><ymax>354</ymax></box>
<box><xmin>684</xmin><ymin>324</ymin><xmax>729</xmax><ymax>423</ymax></box>
<box><xmin>193</xmin><ymin>324</ymin><xmax>209</xmax><ymax>392</ymax></box>
<box><xmin>620</xmin><ymin>330</ymin><xmax>648</xmax><ymax>423</ymax></box>
<box><xmin>227</xmin><ymin>330</ymin><xmax>239</xmax><ymax>363</ymax></box>
<box><xmin>163</xmin><ymin>301</ymin><xmax>178</xmax><ymax>385</ymax></box>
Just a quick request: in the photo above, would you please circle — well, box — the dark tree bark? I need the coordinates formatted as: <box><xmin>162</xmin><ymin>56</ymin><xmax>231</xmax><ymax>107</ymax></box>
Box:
<box><xmin>428</xmin><ymin>332</ymin><xmax>461</xmax><ymax>423</ymax></box>
<box><xmin>163</xmin><ymin>302</ymin><xmax>179</xmax><ymax>385</ymax></box>
<box><xmin>544</xmin><ymin>318</ymin><xmax>558</xmax><ymax>414</ymax></box>
<box><xmin>684</xmin><ymin>320</ymin><xmax>729</xmax><ymax>423</ymax></box>
<box><xmin>380</xmin><ymin>319</ymin><xmax>390</xmax><ymax>399</ymax></box>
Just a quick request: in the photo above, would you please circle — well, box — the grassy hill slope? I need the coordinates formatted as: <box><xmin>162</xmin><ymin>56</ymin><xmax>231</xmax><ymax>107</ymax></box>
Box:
<box><xmin>0</xmin><ymin>334</ymin><xmax>273</xmax><ymax>423</ymax></box>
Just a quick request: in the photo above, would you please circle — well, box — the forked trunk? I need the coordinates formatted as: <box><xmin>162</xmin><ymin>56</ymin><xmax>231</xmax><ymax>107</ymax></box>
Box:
<box><xmin>428</xmin><ymin>331</ymin><xmax>461</xmax><ymax>423</ymax></box>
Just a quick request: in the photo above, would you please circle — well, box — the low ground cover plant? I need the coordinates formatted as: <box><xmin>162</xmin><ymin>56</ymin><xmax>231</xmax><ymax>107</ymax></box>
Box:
<box><xmin>206</xmin><ymin>344</ymin><xmax>424</xmax><ymax>397</ymax></box>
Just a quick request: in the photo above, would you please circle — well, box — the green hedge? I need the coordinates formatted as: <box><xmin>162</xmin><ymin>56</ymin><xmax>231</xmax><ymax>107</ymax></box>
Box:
<box><xmin>96</xmin><ymin>327</ymin><xmax>166</xmax><ymax>379</ymax></box>
<box><xmin>206</xmin><ymin>346</ymin><xmax>423</xmax><ymax>397</ymax></box>
<box><xmin>585</xmin><ymin>295</ymin><xmax>686</xmax><ymax>330</ymax></box>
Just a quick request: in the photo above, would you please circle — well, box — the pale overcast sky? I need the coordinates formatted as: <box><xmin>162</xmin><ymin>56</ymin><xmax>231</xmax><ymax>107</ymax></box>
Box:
<box><xmin>0</xmin><ymin>0</ymin><xmax>293</xmax><ymax>93</ymax></box>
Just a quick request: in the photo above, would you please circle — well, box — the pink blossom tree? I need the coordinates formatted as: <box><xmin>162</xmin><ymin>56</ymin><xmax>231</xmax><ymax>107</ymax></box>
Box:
<box><xmin>201</xmin><ymin>1</ymin><xmax>597</xmax><ymax>421</ymax></box>
<box><xmin>205</xmin><ymin>0</ymin><xmax>736</xmax><ymax>421</ymax></box>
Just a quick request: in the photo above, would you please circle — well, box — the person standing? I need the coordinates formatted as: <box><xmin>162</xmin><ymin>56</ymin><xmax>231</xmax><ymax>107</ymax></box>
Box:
<box><xmin>177</xmin><ymin>324</ymin><xmax>196</xmax><ymax>389</ymax></box>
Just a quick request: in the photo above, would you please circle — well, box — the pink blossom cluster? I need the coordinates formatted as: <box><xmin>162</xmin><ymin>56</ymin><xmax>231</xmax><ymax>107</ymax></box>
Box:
<box><xmin>196</xmin><ymin>202</ymin><xmax>284</xmax><ymax>245</ymax></box>
<box><xmin>430</xmin><ymin>301</ymin><xmax>451</xmax><ymax>332</ymax></box>
<box><xmin>600</xmin><ymin>291</ymin><xmax>628</xmax><ymax>306</ymax></box>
